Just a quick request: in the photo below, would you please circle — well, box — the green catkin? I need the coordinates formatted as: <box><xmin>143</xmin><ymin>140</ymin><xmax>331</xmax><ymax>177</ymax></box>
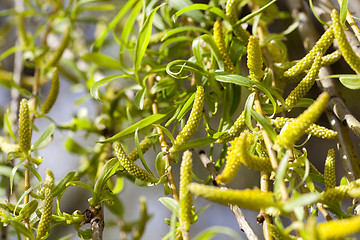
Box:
<box><xmin>273</xmin><ymin>117</ymin><xmax>338</xmax><ymax>139</ymax></box>
<box><xmin>247</xmin><ymin>36</ymin><xmax>264</xmax><ymax>81</ymax></box>
<box><xmin>284</xmin><ymin>26</ymin><xmax>334</xmax><ymax>77</ymax></box>
<box><xmin>114</xmin><ymin>142</ymin><xmax>158</xmax><ymax>183</ymax></box>
<box><xmin>274</xmin><ymin>92</ymin><xmax>330</xmax><ymax>149</ymax></box>
<box><xmin>213</xmin><ymin>20</ymin><xmax>237</xmax><ymax>74</ymax></box>
<box><xmin>274</xmin><ymin>61</ymin><xmax>306</xmax><ymax>83</ymax></box>
<box><xmin>36</xmin><ymin>170</ymin><xmax>54</xmax><ymax>240</ymax></box>
<box><xmin>284</xmin><ymin>53</ymin><xmax>322</xmax><ymax>108</ymax></box>
<box><xmin>18</xmin><ymin>99</ymin><xmax>31</xmax><ymax>152</ymax></box>
<box><xmin>179</xmin><ymin>150</ymin><xmax>193</xmax><ymax>231</ymax></box>
<box><xmin>216</xmin><ymin>110</ymin><xmax>246</xmax><ymax>144</ymax></box>
<box><xmin>318</xmin><ymin>214</ymin><xmax>360</xmax><ymax>239</ymax></box>
<box><xmin>42</xmin><ymin>68</ymin><xmax>60</xmax><ymax>114</ymax></box>
<box><xmin>170</xmin><ymin>86</ymin><xmax>204</xmax><ymax>152</ymax></box>
<box><xmin>238</xmin><ymin>132</ymin><xmax>273</xmax><ymax>173</ymax></box>
<box><xmin>188</xmin><ymin>183</ymin><xmax>281</xmax><ymax>210</ymax></box>
<box><xmin>321</xmin><ymin>50</ymin><xmax>342</xmax><ymax>66</ymax></box>
<box><xmin>332</xmin><ymin>10</ymin><xmax>360</xmax><ymax>74</ymax></box>
<box><xmin>319</xmin><ymin>179</ymin><xmax>360</xmax><ymax>204</ymax></box>
<box><xmin>256</xmin><ymin>144</ymin><xmax>268</xmax><ymax>158</ymax></box>
<box><xmin>225</xmin><ymin>0</ymin><xmax>250</xmax><ymax>43</ymax></box>
<box><xmin>46</xmin><ymin>25</ymin><xmax>71</xmax><ymax>68</ymax></box>
<box><xmin>267</xmin><ymin>224</ymin><xmax>297</xmax><ymax>240</ymax></box>
<box><xmin>324</xmin><ymin>149</ymin><xmax>336</xmax><ymax>190</ymax></box>
<box><xmin>128</xmin><ymin>137</ymin><xmax>153</xmax><ymax>162</ymax></box>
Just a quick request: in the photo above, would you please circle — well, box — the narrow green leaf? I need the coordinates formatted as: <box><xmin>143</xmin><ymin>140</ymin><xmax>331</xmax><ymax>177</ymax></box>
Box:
<box><xmin>52</xmin><ymin>171</ymin><xmax>77</xmax><ymax>198</ymax></box>
<box><xmin>65</xmin><ymin>137</ymin><xmax>90</xmax><ymax>154</ymax></box>
<box><xmin>156</xmin><ymin>152</ymin><xmax>166</xmax><ymax>177</ymax></box>
<box><xmin>18</xmin><ymin>200</ymin><xmax>38</xmax><ymax>219</ymax></box>
<box><xmin>309</xmin><ymin>0</ymin><xmax>330</xmax><ymax>26</ymax></box>
<box><xmin>251</xmin><ymin>110</ymin><xmax>277</xmax><ymax>142</ymax></box>
<box><xmin>282</xmin><ymin>193</ymin><xmax>320</xmax><ymax>212</ymax></box>
<box><xmin>274</xmin><ymin>151</ymin><xmax>289</xmax><ymax>195</ymax></box>
<box><xmin>234</xmin><ymin>0</ymin><xmax>277</xmax><ymax>26</ymax></box>
<box><xmin>32</xmin><ymin>123</ymin><xmax>55</xmax><ymax>151</ymax></box>
<box><xmin>166</xmin><ymin>60</ymin><xmax>208</xmax><ymax>79</ymax></box>
<box><xmin>339</xmin><ymin>75</ymin><xmax>360</xmax><ymax>89</ymax></box>
<box><xmin>199</xmin><ymin>34</ymin><xmax>225</xmax><ymax>71</ymax></box>
<box><xmin>244</xmin><ymin>93</ymin><xmax>255</xmax><ymax>130</ymax></box>
<box><xmin>135</xmin><ymin>129</ymin><xmax>153</xmax><ymax>175</ymax></box>
<box><xmin>177</xmin><ymin>92</ymin><xmax>195</xmax><ymax>120</ymax></box>
<box><xmin>0</xmin><ymin>45</ymin><xmax>25</xmax><ymax>62</ymax></box>
<box><xmin>22</xmin><ymin>164</ymin><xmax>42</xmax><ymax>182</ymax></box>
<box><xmin>177</xmin><ymin>137</ymin><xmax>216</xmax><ymax>151</ymax></box>
<box><xmin>134</xmin><ymin>4</ymin><xmax>165</xmax><ymax>74</ymax></box>
<box><xmin>158</xmin><ymin>197</ymin><xmax>179</xmax><ymax>214</ymax></box>
<box><xmin>82</xmin><ymin>53</ymin><xmax>122</xmax><ymax>70</ymax></box>
<box><xmin>160</xmin><ymin>36</ymin><xmax>193</xmax><ymax>52</ymax></box>
<box><xmin>9</xmin><ymin>220</ymin><xmax>35</xmax><ymax>240</ymax></box>
<box><xmin>340</xmin><ymin>0</ymin><xmax>348</xmax><ymax>23</ymax></box>
<box><xmin>90</xmin><ymin>75</ymin><xmax>129</xmax><ymax>102</ymax></box>
<box><xmin>174</xmin><ymin>4</ymin><xmax>228</xmax><ymax>21</ymax></box>
<box><xmin>134</xmin><ymin>88</ymin><xmax>146</xmax><ymax>110</ymax></box>
<box><xmin>10</xmin><ymin>161</ymin><xmax>23</xmax><ymax>194</ymax></box>
<box><xmin>154</xmin><ymin>124</ymin><xmax>175</xmax><ymax>144</ymax></box>
<box><xmin>193</xmin><ymin>226</ymin><xmax>242</xmax><ymax>240</ymax></box>
<box><xmin>101</xmin><ymin>108</ymin><xmax>175</xmax><ymax>143</ymax></box>
<box><xmin>5</xmin><ymin>109</ymin><xmax>18</xmax><ymax>143</ymax></box>
<box><xmin>67</xmin><ymin>181</ymin><xmax>94</xmax><ymax>194</ymax></box>
<box><xmin>161</xmin><ymin>26</ymin><xmax>211</xmax><ymax>41</ymax></box>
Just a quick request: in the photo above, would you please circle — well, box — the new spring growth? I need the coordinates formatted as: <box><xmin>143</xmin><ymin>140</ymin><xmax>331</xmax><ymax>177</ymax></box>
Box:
<box><xmin>267</xmin><ymin>224</ymin><xmax>297</xmax><ymax>240</ymax></box>
<box><xmin>128</xmin><ymin>137</ymin><xmax>153</xmax><ymax>162</ymax></box>
<box><xmin>319</xmin><ymin>178</ymin><xmax>360</xmax><ymax>204</ymax></box>
<box><xmin>114</xmin><ymin>142</ymin><xmax>158</xmax><ymax>183</ymax></box>
<box><xmin>46</xmin><ymin>24</ymin><xmax>71</xmax><ymax>68</ymax></box>
<box><xmin>273</xmin><ymin>117</ymin><xmax>338</xmax><ymax>139</ymax></box>
<box><xmin>170</xmin><ymin>86</ymin><xmax>204</xmax><ymax>152</ymax></box>
<box><xmin>42</xmin><ymin>68</ymin><xmax>60</xmax><ymax>114</ymax></box>
<box><xmin>19</xmin><ymin>98</ymin><xmax>31</xmax><ymax>153</ymax></box>
<box><xmin>318</xmin><ymin>214</ymin><xmax>360</xmax><ymax>239</ymax></box>
<box><xmin>324</xmin><ymin>149</ymin><xmax>336</xmax><ymax>190</ymax></box>
<box><xmin>331</xmin><ymin>10</ymin><xmax>360</xmax><ymax>74</ymax></box>
<box><xmin>216</xmin><ymin>110</ymin><xmax>245</xmax><ymax>144</ymax></box>
<box><xmin>188</xmin><ymin>183</ymin><xmax>281</xmax><ymax>211</ymax></box>
<box><xmin>213</xmin><ymin>20</ymin><xmax>237</xmax><ymax>74</ymax></box>
<box><xmin>274</xmin><ymin>92</ymin><xmax>330</xmax><ymax>150</ymax></box>
<box><xmin>36</xmin><ymin>170</ymin><xmax>54</xmax><ymax>240</ymax></box>
<box><xmin>284</xmin><ymin>52</ymin><xmax>322</xmax><ymax>108</ymax></box>
<box><xmin>284</xmin><ymin>26</ymin><xmax>334</xmax><ymax>77</ymax></box>
<box><xmin>247</xmin><ymin>36</ymin><xmax>264</xmax><ymax>81</ymax></box>
<box><xmin>225</xmin><ymin>0</ymin><xmax>250</xmax><ymax>43</ymax></box>
<box><xmin>179</xmin><ymin>150</ymin><xmax>193</xmax><ymax>231</ymax></box>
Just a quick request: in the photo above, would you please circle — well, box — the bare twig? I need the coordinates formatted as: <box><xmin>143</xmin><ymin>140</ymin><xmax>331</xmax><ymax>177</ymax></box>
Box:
<box><xmin>91</xmin><ymin>207</ymin><xmax>104</xmax><ymax>240</ymax></box>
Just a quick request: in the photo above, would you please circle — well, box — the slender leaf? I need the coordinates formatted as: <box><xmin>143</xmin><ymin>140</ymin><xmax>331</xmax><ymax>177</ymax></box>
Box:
<box><xmin>161</xmin><ymin>26</ymin><xmax>211</xmax><ymax>41</ymax></box>
<box><xmin>282</xmin><ymin>193</ymin><xmax>320</xmax><ymax>212</ymax></box>
<box><xmin>244</xmin><ymin>93</ymin><xmax>255</xmax><ymax>130</ymax></box>
<box><xmin>156</xmin><ymin>152</ymin><xmax>166</xmax><ymax>177</ymax></box>
<box><xmin>5</xmin><ymin>109</ymin><xmax>18</xmax><ymax>143</ymax></box>
<box><xmin>22</xmin><ymin>164</ymin><xmax>42</xmax><ymax>182</ymax></box>
<box><xmin>9</xmin><ymin>220</ymin><xmax>35</xmax><ymax>240</ymax></box>
<box><xmin>177</xmin><ymin>137</ymin><xmax>216</xmax><ymax>151</ymax></box>
<box><xmin>135</xmin><ymin>129</ymin><xmax>153</xmax><ymax>175</ymax></box>
<box><xmin>52</xmin><ymin>171</ymin><xmax>77</xmax><ymax>197</ymax></box>
<box><xmin>251</xmin><ymin>110</ymin><xmax>277</xmax><ymax>142</ymax></box>
<box><xmin>274</xmin><ymin>151</ymin><xmax>289</xmax><ymax>195</ymax></box>
<box><xmin>158</xmin><ymin>197</ymin><xmax>179</xmax><ymax>214</ymax></box>
<box><xmin>193</xmin><ymin>226</ymin><xmax>242</xmax><ymax>240</ymax></box>
<box><xmin>82</xmin><ymin>53</ymin><xmax>122</xmax><ymax>70</ymax></box>
<box><xmin>32</xmin><ymin>123</ymin><xmax>55</xmax><ymax>151</ymax></box>
<box><xmin>234</xmin><ymin>0</ymin><xmax>277</xmax><ymax>26</ymax></box>
<box><xmin>340</xmin><ymin>0</ymin><xmax>348</xmax><ymax>23</ymax></box>
<box><xmin>90</xmin><ymin>75</ymin><xmax>129</xmax><ymax>102</ymax></box>
<box><xmin>174</xmin><ymin>4</ymin><xmax>227</xmax><ymax>21</ymax></box>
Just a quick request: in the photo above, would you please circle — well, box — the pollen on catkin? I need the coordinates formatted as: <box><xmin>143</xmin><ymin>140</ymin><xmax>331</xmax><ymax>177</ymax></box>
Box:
<box><xmin>274</xmin><ymin>92</ymin><xmax>330</xmax><ymax>150</ymax></box>
<box><xmin>284</xmin><ymin>26</ymin><xmax>334</xmax><ymax>77</ymax></box>
<box><xmin>19</xmin><ymin>98</ymin><xmax>31</xmax><ymax>152</ymax></box>
<box><xmin>188</xmin><ymin>183</ymin><xmax>281</xmax><ymax>210</ymax></box>
<box><xmin>332</xmin><ymin>10</ymin><xmax>360</xmax><ymax>74</ymax></box>
<box><xmin>213</xmin><ymin>20</ymin><xmax>237</xmax><ymax>74</ymax></box>
<box><xmin>318</xmin><ymin>214</ymin><xmax>360</xmax><ymax>239</ymax></box>
<box><xmin>324</xmin><ymin>149</ymin><xmax>336</xmax><ymax>190</ymax></box>
<box><xmin>319</xmin><ymin>179</ymin><xmax>360</xmax><ymax>204</ymax></box>
<box><xmin>128</xmin><ymin>137</ymin><xmax>153</xmax><ymax>162</ymax></box>
<box><xmin>321</xmin><ymin>50</ymin><xmax>342</xmax><ymax>66</ymax></box>
<box><xmin>114</xmin><ymin>142</ymin><xmax>158</xmax><ymax>183</ymax></box>
<box><xmin>170</xmin><ymin>86</ymin><xmax>204</xmax><ymax>152</ymax></box>
<box><xmin>284</xmin><ymin>52</ymin><xmax>322</xmax><ymax>108</ymax></box>
<box><xmin>42</xmin><ymin>68</ymin><xmax>60</xmax><ymax>114</ymax></box>
<box><xmin>216</xmin><ymin>110</ymin><xmax>246</xmax><ymax>144</ymax></box>
<box><xmin>179</xmin><ymin>150</ymin><xmax>193</xmax><ymax>231</ymax></box>
<box><xmin>273</xmin><ymin>117</ymin><xmax>338</xmax><ymax>139</ymax></box>
<box><xmin>225</xmin><ymin>0</ymin><xmax>250</xmax><ymax>43</ymax></box>
<box><xmin>247</xmin><ymin>36</ymin><xmax>264</xmax><ymax>81</ymax></box>
<box><xmin>36</xmin><ymin>170</ymin><xmax>54</xmax><ymax>240</ymax></box>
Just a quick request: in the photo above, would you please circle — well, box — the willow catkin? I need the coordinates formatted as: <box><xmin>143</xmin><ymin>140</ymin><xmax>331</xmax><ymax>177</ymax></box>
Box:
<box><xmin>225</xmin><ymin>0</ymin><xmax>250</xmax><ymax>43</ymax></box>
<box><xmin>128</xmin><ymin>137</ymin><xmax>153</xmax><ymax>162</ymax></box>
<box><xmin>36</xmin><ymin>170</ymin><xmax>54</xmax><ymax>240</ymax></box>
<box><xmin>179</xmin><ymin>150</ymin><xmax>193</xmax><ymax>231</ymax></box>
<box><xmin>170</xmin><ymin>86</ymin><xmax>204</xmax><ymax>152</ymax></box>
<box><xmin>319</xmin><ymin>179</ymin><xmax>360</xmax><ymax>204</ymax></box>
<box><xmin>46</xmin><ymin>25</ymin><xmax>71</xmax><ymax>68</ymax></box>
<box><xmin>42</xmin><ymin>68</ymin><xmax>60</xmax><ymax>114</ymax></box>
<box><xmin>188</xmin><ymin>183</ymin><xmax>281</xmax><ymax>210</ymax></box>
<box><xmin>321</xmin><ymin>50</ymin><xmax>342</xmax><ymax>66</ymax></box>
<box><xmin>275</xmin><ymin>92</ymin><xmax>330</xmax><ymax>149</ymax></box>
<box><xmin>267</xmin><ymin>224</ymin><xmax>297</xmax><ymax>240</ymax></box>
<box><xmin>332</xmin><ymin>10</ymin><xmax>360</xmax><ymax>74</ymax></box>
<box><xmin>284</xmin><ymin>26</ymin><xmax>334</xmax><ymax>77</ymax></box>
<box><xmin>18</xmin><ymin>99</ymin><xmax>31</xmax><ymax>152</ymax></box>
<box><xmin>318</xmin><ymin>214</ymin><xmax>360</xmax><ymax>239</ymax></box>
<box><xmin>213</xmin><ymin>20</ymin><xmax>237</xmax><ymax>74</ymax></box>
<box><xmin>324</xmin><ymin>149</ymin><xmax>336</xmax><ymax>190</ymax></box>
<box><xmin>247</xmin><ymin>35</ymin><xmax>264</xmax><ymax>81</ymax></box>
<box><xmin>114</xmin><ymin>142</ymin><xmax>158</xmax><ymax>183</ymax></box>
<box><xmin>216</xmin><ymin>110</ymin><xmax>246</xmax><ymax>144</ymax></box>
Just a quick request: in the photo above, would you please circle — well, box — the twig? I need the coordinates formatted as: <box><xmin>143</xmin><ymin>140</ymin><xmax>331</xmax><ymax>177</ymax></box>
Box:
<box><xmin>198</xmin><ymin>152</ymin><xmax>259</xmax><ymax>240</ymax></box>
<box><xmin>337</xmin><ymin>0</ymin><xmax>360</xmax><ymax>43</ymax></box>
<box><xmin>91</xmin><ymin>207</ymin><xmax>104</xmax><ymax>240</ymax></box>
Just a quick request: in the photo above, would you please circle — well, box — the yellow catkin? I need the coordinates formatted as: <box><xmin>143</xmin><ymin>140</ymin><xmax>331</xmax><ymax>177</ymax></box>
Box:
<box><xmin>284</xmin><ymin>53</ymin><xmax>322</xmax><ymax>108</ymax></box>
<box><xmin>267</xmin><ymin>224</ymin><xmax>297</xmax><ymax>240</ymax></box>
<box><xmin>170</xmin><ymin>86</ymin><xmax>204</xmax><ymax>152</ymax></box>
<box><xmin>213</xmin><ymin>20</ymin><xmax>237</xmax><ymax>74</ymax></box>
<box><xmin>18</xmin><ymin>99</ymin><xmax>31</xmax><ymax>152</ymax></box>
<box><xmin>321</xmin><ymin>50</ymin><xmax>342</xmax><ymax>66</ymax></box>
<box><xmin>284</xmin><ymin>26</ymin><xmax>334</xmax><ymax>77</ymax></box>
<box><xmin>256</xmin><ymin>144</ymin><xmax>268</xmax><ymax>158</ymax></box>
<box><xmin>318</xmin><ymin>214</ymin><xmax>360</xmax><ymax>239</ymax></box>
<box><xmin>275</xmin><ymin>92</ymin><xmax>330</xmax><ymax>149</ymax></box>
<box><xmin>46</xmin><ymin>25</ymin><xmax>71</xmax><ymax>68</ymax></box>
<box><xmin>179</xmin><ymin>150</ymin><xmax>193</xmax><ymax>231</ymax></box>
<box><xmin>247</xmin><ymin>36</ymin><xmax>264</xmax><ymax>81</ymax></box>
<box><xmin>225</xmin><ymin>0</ymin><xmax>250</xmax><ymax>43</ymax></box>
<box><xmin>114</xmin><ymin>142</ymin><xmax>158</xmax><ymax>183</ymax></box>
<box><xmin>332</xmin><ymin>10</ymin><xmax>360</xmax><ymax>74</ymax></box>
<box><xmin>274</xmin><ymin>61</ymin><xmax>306</xmax><ymax>83</ymax></box>
<box><xmin>319</xmin><ymin>179</ymin><xmax>360</xmax><ymax>204</ymax></box>
<box><xmin>273</xmin><ymin>117</ymin><xmax>338</xmax><ymax>139</ymax></box>
<box><xmin>128</xmin><ymin>137</ymin><xmax>153</xmax><ymax>162</ymax></box>
<box><xmin>36</xmin><ymin>170</ymin><xmax>54</xmax><ymax>240</ymax></box>
<box><xmin>216</xmin><ymin>110</ymin><xmax>246</xmax><ymax>144</ymax></box>
<box><xmin>188</xmin><ymin>183</ymin><xmax>281</xmax><ymax>210</ymax></box>
<box><xmin>324</xmin><ymin>149</ymin><xmax>336</xmax><ymax>190</ymax></box>
<box><xmin>42</xmin><ymin>68</ymin><xmax>60</xmax><ymax>114</ymax></box>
